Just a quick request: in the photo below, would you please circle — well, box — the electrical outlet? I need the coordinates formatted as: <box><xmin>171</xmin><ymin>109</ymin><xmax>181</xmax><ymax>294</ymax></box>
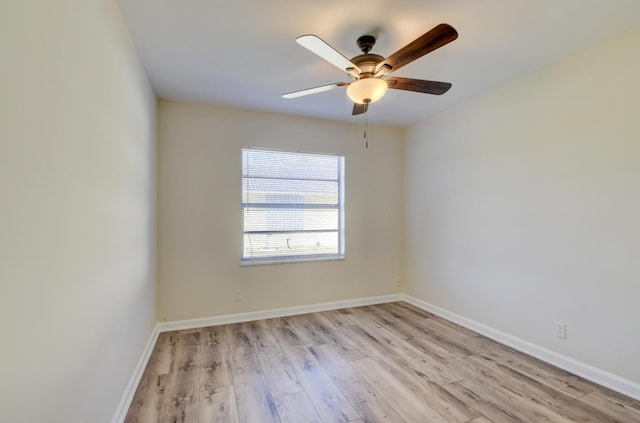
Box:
<box><xmin>234</xmin><ymin>290</ymin><xmax>241</xmax><ymax>302</ymax></box>
<box><xmin>395</xmin><ymin>277</ymin><xmax>401</xmax><ymax>287</ymax></box>
<box><xmin>555</xmin><ymin>322</ymin><xmax>567</xmax><ymax>339</ymax></box>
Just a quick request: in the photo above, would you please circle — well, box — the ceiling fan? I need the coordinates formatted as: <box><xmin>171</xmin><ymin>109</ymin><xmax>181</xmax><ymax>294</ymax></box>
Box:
<box><xmin>282</xmin><ymin>24</ymin><xmax>458</xmax><ymax>115</ymax></box>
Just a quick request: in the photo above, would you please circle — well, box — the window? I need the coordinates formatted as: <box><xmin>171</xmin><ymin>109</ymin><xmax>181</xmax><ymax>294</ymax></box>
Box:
<box><xmin>242</xmin><ymin>148</ymin><xmax>345</xmax><ymax>264</ymax></box>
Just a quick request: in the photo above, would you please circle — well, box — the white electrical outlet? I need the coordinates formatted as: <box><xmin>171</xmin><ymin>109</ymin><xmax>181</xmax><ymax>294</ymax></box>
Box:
<box><xmin>555</xmin><ymin>322</ymin><xmax>567</xmax><ymax>339</ymax></box>
<box><xmin>234</xmin><ymin>290</ymin><xmax>241</xmax><ymax>302</ymax></box>
<box><xmin>395</xmin><ymin>277</ymin><xmax>401</xmax><ymax>287</ymax></box>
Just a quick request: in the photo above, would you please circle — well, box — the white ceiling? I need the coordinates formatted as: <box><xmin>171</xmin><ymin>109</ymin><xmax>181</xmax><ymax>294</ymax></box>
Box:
<box><xmin>118</xmin><ymin>0</ymin><xmax>640</xmax><ymax>127</ymax></box>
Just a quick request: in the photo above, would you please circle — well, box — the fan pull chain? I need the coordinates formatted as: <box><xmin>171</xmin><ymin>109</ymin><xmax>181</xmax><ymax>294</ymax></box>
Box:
<box><xmin>363</xmin><ymin>108</ymin><xmax>368</xmax><ymax>149</ymax></box>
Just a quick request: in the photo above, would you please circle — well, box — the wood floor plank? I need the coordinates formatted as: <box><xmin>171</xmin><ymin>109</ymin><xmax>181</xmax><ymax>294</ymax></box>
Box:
<box><xmin>179</xmin><ymin>329</ymin><xmax>202</xmax><ymax>346</ymax></box>
<box><xmin>378</xmin><ymin>303</ymin><xmax>476</xmax><ymax>358</ymax></box>
<box><xmin>452</xmin><ymin>355</ymin><xmax>604</xmax><ymax>423</ymax></box>
<box><xmin>243</xmin><ymin>319</ymin><xmax>280</xmax><ymax>349</ymax></box>
<box><xmin>385</xmin><ymin>301</ymin><xmax>435</xmax><ymax>319</ymax></box>
<box><xmin>124</xmin><ymin>332</ymin><xmax>175</xmax><ymax>422</ymax></box>
<box><xmin>306</xmin><ymin>312</ymin><xmax>368</xmax><ymax>361</ymax></box>
<box><xmin>237</xmin><ymin>319</ymin><xmax>303</xmax><ymax>397</ymax></box>
<box><xmin>200</xmin><ymin>325</ymin><xmax>233</xmax><ymax>391</ymax></box>
<box><xmin>274</xmin><ymin>391</ymin><xmax>323</xmax><ymax>423</ymax></box>
<box><xmin>199</xmin><ymin>385</ymin><xmax>240</xmax><ymax>423</ymax></box>
<box><xmin>226</xmin><ymin>322</ymin><xmax>255</xmax><ymax>350</ymax></box>
<box><xmin>282</xmin><ymin>344</ymin><xmax>360</xmax><ymax>422</ymax></box>
<box><xmin>469</xmin><ymin>335</ymin><xmax>596</xmax><ymax>398</ymax></box>
<box><xmin>124</xmin><ymin>373</ymin><xmax>167</xmax><ymax>423</ymax></box>
<box><xmin>352</xmin><ymin>357</ymin><xmax>448</xmax><ymax>423</ymax></box>
<box><xmin>268</xmin><ymin>322</ymin><xmax>307</xmax><ymax>349</ymax></box>
<box><xmin>145</xmin><ymin>331</ymin><xmax>177</xmax><ymax>375</ymax></box>
<box><xmin>311</xmin><ymin>343</ymin><xmax>407</xmax><ymax>423</ymax></box>
<box><xmin>256</xmin><ymin>345</ymin><xmax>303</xmax><ymax>397</ymax></box>
<box><xmin>577</xmin><ymin>388</ymin><xmax>640</xmax><ymax>423</ymax></box>
<box><xmin>231</xmin><ymin>346</ymin><xmax>281</xmax><ymax>423</ymax></box>
<box><xmin>348</xmin><ymin>309</ymin><xmax>464</xmax><ymax>384</ymax></box>
<box><xmin>359</xmin><ymin>304</ymin><xmax>459</xmax><ymax>361</ymax></box>
<box><xmin>319</xmin><ymin>308</ymin><xmax>355</xmax><ymax>328</ymax></box>
<box><xmin>467</xmin><ymin>417</ymin><xmax>495</xmax><ymax>423</ymax></box>
<box><xmin>366</xmin><ymin>304</ymin><xmax>459</xmax><ymax>363</ymax></box>
<box><xmin>429</xmin><ymin>314</ymin><xmax>482</xmax><ymax>340</ymax></box>
<box><xmin>405</xmin><ymin>313</ymin><xmax>480</xmax><ymax>356</ymax></box>
<box><xmin>412</xmin><ymin>376</ymin><xmax>481</xmax><ymax>422</ymax></box>
<box><xmin>442</xmin><ymin>379</ymin><xmax>527</xmax><ymax>423</ymax></box>
<box><xmin>159</xmin><ymin>338</ymin><xmax>201</xmax><ymax>423</ymax></box>
<box><xmin>287</xmin><ymin>313</ymin><xmax>334</xmax><ymax>346</ymax></box>
<box><xmin>334</xmin><ymin>321</ymin><xmax>477</xmax><ymax>423</ymax></box>
<box><xmin>389</xmin><ymin>302</ymin><xmax>477</xmax><ymax>341</ymax></box>
<box><xmin>460</xmin><ymin>354</ymin><xmax>614</xmax><ymax>422</ymax></box>
<box><xmin>460</xmin><ymin>375</ymin><xmax>578</xmax><ymax>422</ymax></box>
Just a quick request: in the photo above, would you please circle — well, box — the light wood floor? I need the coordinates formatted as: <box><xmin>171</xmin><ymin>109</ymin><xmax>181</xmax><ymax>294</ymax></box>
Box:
<box><xmin>125</xmin><ymin>302</ymin><xmax>640</xmax><ymax>422</ymax></box>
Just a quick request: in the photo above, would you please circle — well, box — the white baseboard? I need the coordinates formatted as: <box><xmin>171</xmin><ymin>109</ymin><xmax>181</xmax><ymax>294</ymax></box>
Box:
<box><xmin>403</xmin><ymin>294</ymin><xmax>640</xmax><ymax>401</ymax></box>
<box><xmin>111</xmin><ymin>324</ymin><xmax>160</xmax><ymax>423</ymax></box>
<box><xmin>158</xmin><ymin>294</ymin><xmax>404</xmax><ymax>332</ymax></box>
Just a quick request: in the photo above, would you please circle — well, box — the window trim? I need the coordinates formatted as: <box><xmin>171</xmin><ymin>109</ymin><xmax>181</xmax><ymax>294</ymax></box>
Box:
<box><xmin>241</xmin><ymin>147</ymin><xmax>345</xmax><ymax>265</ymax></box>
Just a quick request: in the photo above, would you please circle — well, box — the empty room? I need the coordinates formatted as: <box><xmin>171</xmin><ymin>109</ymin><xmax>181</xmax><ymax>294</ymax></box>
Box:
<box><xmin>2</xmin><ymin>0</ymin><xmax>640</xmax><ymax>422</ymax></box>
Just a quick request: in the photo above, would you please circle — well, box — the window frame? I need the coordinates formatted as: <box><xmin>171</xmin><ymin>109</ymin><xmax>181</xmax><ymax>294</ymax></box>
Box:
<box><xmin>241</xmin><ymin>147</ymin><xmax>345</xmax><ymax>266</ymax></box>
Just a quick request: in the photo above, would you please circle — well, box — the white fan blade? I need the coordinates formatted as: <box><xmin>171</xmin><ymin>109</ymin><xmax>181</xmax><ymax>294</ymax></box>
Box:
<box><xmin>296</xmin><ymin>35</ymin><xmax>360</xmax><ymax>74</ymax></box>
<box><xmin>282</xmin><ymin>82</ymin><xmax>345</xmax><ymax>99</ymax></box>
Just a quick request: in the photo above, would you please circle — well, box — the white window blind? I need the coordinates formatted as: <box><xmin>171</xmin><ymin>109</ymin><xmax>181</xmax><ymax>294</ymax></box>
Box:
<box><xmin>242</xmin><ymin>148</ymin><xmax>345</xmax><ymax>264</ymax></box>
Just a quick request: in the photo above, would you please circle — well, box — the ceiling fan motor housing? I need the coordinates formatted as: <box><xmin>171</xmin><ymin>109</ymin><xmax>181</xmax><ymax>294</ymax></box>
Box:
<box><xmin>350</xmin><ymin>53</ymin><xmax>385</xmax><ymax>79</ymax></box>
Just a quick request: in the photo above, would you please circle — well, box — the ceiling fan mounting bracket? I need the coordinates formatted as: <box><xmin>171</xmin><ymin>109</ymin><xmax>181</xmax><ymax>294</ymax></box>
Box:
<box><xmin>356</xmin><ymin>35</ymin><xmax>377</xmax><ymax>54</ymax></box>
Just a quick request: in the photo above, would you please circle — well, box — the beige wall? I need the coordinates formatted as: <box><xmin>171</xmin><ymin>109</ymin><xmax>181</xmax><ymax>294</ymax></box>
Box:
<box><xmin>405</xmin><ymin>28</ymin><xmax>640</xmax><ymax>384</ymax></box>
<box><xmin>157</xmin><ymin>101</ymin><xmax>404</xmax><ymax>321</ymax></box>
<box><xmin>0</xmin><ymin>0</ymin><xmax>156</xmax><ymax>421</ymax></box>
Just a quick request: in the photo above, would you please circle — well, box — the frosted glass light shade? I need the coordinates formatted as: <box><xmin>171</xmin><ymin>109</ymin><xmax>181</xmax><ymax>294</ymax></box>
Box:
<box><xmin>346</xmin><ymin>78</ymin><xmax>388</xmax><ymax>104</ymax></box>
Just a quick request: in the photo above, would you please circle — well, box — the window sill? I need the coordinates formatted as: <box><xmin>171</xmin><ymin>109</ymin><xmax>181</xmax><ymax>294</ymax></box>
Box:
<box><xmin>241</xmin><ymin>254</ymin><xmax>345</xmax><ymax>266</ymax></box>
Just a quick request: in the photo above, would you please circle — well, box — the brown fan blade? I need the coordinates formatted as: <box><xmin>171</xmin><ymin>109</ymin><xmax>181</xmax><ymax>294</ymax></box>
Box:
<box><xmin>282</xmin><ymin>82</ymin><xmax>347</xmax><ymax>99</ymax></box>
<box><xmin>352</xmin><ymin>103</ymin><xmax>369</xmax><ymax>115</ymax></box>
<box><xmin>387</xmin><ymin>77</ymin><xmax>452</xmax><ymax>95</ymax></box>
<box><xmin>376</xmin><ymin>24</ymin><xmax>458</xmax><ymax>74</ymax></box>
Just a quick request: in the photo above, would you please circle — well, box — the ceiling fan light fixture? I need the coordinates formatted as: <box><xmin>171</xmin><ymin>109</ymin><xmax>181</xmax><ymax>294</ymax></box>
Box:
<box><xmin>346</xmin><ymin>78</ymin><xmax>388</xmax><ymax>104</ymax></box>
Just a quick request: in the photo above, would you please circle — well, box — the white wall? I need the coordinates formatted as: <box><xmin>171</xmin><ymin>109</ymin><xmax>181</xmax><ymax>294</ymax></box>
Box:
<box><xmin>405</xmin><ymin>28</ymin><xmax>640</xmax><ymax>385</ymax></box>
<box><xmin>0</xmin><ymin>0</ymin><xmax>156</xmax><ymax>421</ymax></box>
<box><xmin>157</xmin><ymin>101</ymin><xmax>404</xmax><ymax>321</ymax></box>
